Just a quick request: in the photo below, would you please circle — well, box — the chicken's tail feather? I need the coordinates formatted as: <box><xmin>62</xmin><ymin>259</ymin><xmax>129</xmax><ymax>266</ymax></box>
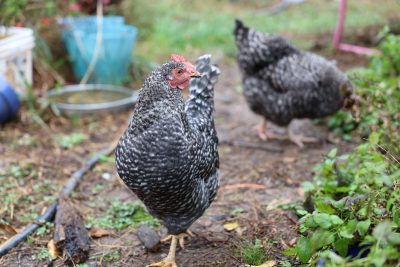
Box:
<box><xmin>234</xmin><ymin>18</ymin><xmax>249</xmax><ymax>42</ymax></box>
<box><xmin>185</xmin><ymin>54</ymin><xmax>220</xmax><ymax>118</ymax></box>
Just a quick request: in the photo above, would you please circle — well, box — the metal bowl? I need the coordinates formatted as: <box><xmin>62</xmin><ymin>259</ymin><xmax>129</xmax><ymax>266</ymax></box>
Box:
<box><xmin>47</xmin><ymin>84</ymin><xmax>138</xmax><ymax>117</ymax></box>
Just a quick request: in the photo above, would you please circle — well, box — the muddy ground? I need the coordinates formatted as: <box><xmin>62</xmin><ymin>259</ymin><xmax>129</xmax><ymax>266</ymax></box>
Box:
<box><xmin>0</xmin><ymin>47</ymin><xmax>368</xmax><ymax>267</ymax></box>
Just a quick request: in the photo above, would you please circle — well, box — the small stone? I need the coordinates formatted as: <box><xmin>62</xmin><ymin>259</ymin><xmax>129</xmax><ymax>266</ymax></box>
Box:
<box><xmin>137</xmin><ymin>225</ymin><xmax>160</xmax><ymax>252</ymax></box>
<box><xmin>102</xmin><ymin>172</ymin><xmax>112</xmax><ymax>180</ymax></box>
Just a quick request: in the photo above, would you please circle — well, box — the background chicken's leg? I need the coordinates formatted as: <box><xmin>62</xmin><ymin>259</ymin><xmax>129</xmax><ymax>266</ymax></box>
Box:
<box><xmin>253</xmin><ymin>119</ymin><xmax>287</xmax><ymax>141</ymax></box>
<box><xmin>288</xmin><ymin>124</ymin><xmax>318</xmax><ymax>148</ymax></box>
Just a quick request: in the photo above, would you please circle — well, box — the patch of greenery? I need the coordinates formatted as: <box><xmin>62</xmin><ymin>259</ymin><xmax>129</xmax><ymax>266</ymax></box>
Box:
<box><xmin>121</xmin><ymin>0</ymin><xmax>398</xmax><ymax>60</ymax></box>
<box><xmin>285</xmin><ymin>133</ymin><xmax>400</xmax><ymax>266</ymax></box>
<box><xmin>326</xmin><ymin>111</ymin><xmax>357</xmax><ymax>141</ymax></box>
<box><xmin>242</xmin><ymin>239</ymin><xmax>267</xmax><ymax>266</ymax></box>
<box><xmin>103</xmin><ymin>250</ymin><xmax>121</xmax><ymax>263</ymax></box>
<box><xmin>36</xmin><ymin>222</ymin><xmax>54</xmax><ymax>237</ymax></box>
<box><xmin>54</xmin><ymin>133</ymin><xmax>86</xmax><ymax>149</ymax></box>
<box><xmin>86</xmin><ymin>199</ymin><xmax>159</xmax><ymax>231</ymax></box>
<box><xmin>328</xmin><ymin>30</ymin><xmax>400</xmax><ymax>147</ymax></box>
<box><xmin>32</xmin><ymin>248</ymin><xmax>52</xmax><ymax>261</ymax></box>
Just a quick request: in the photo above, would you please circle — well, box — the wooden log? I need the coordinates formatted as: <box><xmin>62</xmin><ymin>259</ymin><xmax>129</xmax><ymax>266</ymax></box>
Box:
<box><xmin>53</xmin><ymin>197</ymin><xmax>90</xmax><ymax>264</ymax></box>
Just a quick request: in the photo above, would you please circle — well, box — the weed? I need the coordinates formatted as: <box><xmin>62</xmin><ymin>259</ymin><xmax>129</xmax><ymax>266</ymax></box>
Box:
<box><xmin>85</xmin><ymin>199</ymin><xmax>159</xmax><ymax>231</ymax></box>
<box><xmin>54</xmin><ymin>133</ymin><xmax>86</xmax><ymax>149</ymax></box>
<box><xmin>103</xmin><ymin>250</ymin><xmax>121</xmax><ymax>263</ymax></box>
<box><xmin>32</xmin><ymin>248</ymin><xmax>52</xmax><ymax>261</ymax></box>
<box><xmin>36</xmin><ymin>222</ymin><xmax>54</xmax><ymax>237</ymax></box>
<box><xmin>99</xmin><ymin>155</ymin><xmax>115</xmax><ymax>164</ymax></box>
<box><xmin>328</xmin><ymin>31</ymin><xmax>400</xmax><ymax>147</ymax></box>
<box><xmin>286</xmin><ymin>133</ymin><xmax>400</xmax><ymax>266</ymax></box>
<box><xmin>242</xmin><ymin>239</ymin><xmax>266</xmax><ymax>266</ymax></box>
<box><xmin>91</xmin><ymin>183</ymin><xmax>104</xmax><ymax>195</ymax></box>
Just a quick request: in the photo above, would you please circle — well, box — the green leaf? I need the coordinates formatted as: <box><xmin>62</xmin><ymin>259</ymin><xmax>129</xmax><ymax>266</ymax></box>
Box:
<box><xmin>315</xmin><ymin>201</ymin><xmax>336</xmax><ymax>215</ymax></box>
<box><xmin>301</xmin><ymin>181</ymin><xmax>315</xmax><ymax>192</ymax></box>
<box><xmin>394</xmin><ymin>209</ymin><xmax>400</xmax><ymax>227</ymax></box>
<box><xmin>339</xmin><ymin>220</ymin><xmax>358</xmax><ymax>239</ymax></box>
<box><xmin>373</xmin><ymin>221</ymin><xmax>392</xmax><ymax>243</ymax></box>
<box><xmin>368</xmin><ymin>132</ymin><xmax>380</xmax><ymax>145</ymax></box>
<box><xmin>313</xmin><ymin>213</ymin><xmax>332</xmax><ymax>229</ymax></box>
<box><xmin>310</xmin><ymin>230</ymin><xmax>335</xmax><ymax>250</ymax></box>
<box><xmin>334</xmin><ymin>238</ymin><xmax>350</xmax><ymax>257</ymax></box>
<box><xmin>327</xmin><ymin>148</ymin><xmax>338</xmax><ymax>158</ymax></box>
<box><xmin>304</xmin><ymin>216</ymin><xmax>318</xmax><ymax>229</ymax></box>
<box><xmin>357</xmin><ymin>219</ymin><xmax>371</xmax><ymax>236</ymax></box>
<box><xmin>388</xmin><ymin>233</ymin><xmax>400</xmax><ymax>245</ymax></box>
<box><xmin>330</xmin><ymin>215</ymin><xmax>344</xmax><ymax>225</ymax></box>
<box><xmin>296</xmin><ymin>237</ymin><xmax>313</xmax><ymax>263</ymax></box>
<box><xmin>282</xmin><ymin>247</ymin><xmax>297</xmax><ymax>257</ymax></box>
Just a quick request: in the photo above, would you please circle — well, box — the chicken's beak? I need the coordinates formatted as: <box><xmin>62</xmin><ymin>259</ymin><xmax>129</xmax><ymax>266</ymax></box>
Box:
<box><xmin>190</xmin><ymin>71</ymin><xmax>201</xmax><ymax>78</ymax></box>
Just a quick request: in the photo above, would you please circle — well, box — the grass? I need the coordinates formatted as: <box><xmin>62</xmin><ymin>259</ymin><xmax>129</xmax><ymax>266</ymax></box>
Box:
<box><xmin>0</xmin><ymin>163</ymin><xmax>59</xmax><ymax>226</ymax></box>
<box><xmin>85</xmin><ymin>199</ymin><xmax>160</xmax><ymax>231</ymax></box>
<box><xmin>125</xmin><ymin>0</ymin><xmax>400</xmax><ymax>61</ymax></box>
<box><xmin>241</xmin><ymin>239</ymin><xmax>267</xmax><ymax>265</ymax></box>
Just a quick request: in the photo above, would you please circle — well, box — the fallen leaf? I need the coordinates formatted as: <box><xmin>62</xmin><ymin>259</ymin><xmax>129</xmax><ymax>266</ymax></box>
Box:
<box><xmin>283</xmin><ymin>157</ymin><xmax>295</xmax><ymax>163</ymax></box>
<box><xmin>47</xmin><ymin>239</ymin><xmax>61</xmax><ymax>259</ymax></box>
<box><xmin>249</xmin><ymin>260</ymin><xmax>277</xmax><ymax>267</ymax></box>
<box><xmin>89</xmin><ymin>228</ymin><xmax>115</xmax><ymax>238</ymax></box>
<box><xmin>0</xmin><ymin>223</ymin><xmax>18</xmax><ymax>237</ymax></box>
<box><xmin>223</xmin><ymin>222</ymin><xmax>239</xmax><ymax>231</ymax></box>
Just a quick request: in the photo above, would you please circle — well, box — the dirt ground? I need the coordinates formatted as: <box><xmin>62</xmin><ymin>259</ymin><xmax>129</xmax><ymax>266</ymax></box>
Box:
<box><xmin>0</xmin><ymin>47</ymin><xmax>368</xmax><ymax>267</ymax></box>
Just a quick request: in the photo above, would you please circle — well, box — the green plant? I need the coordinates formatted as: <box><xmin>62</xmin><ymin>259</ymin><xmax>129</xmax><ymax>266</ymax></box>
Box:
<box><xmin>103</xmin><ymin>250</ymin><xmax>121</xmax><ymax>263</ymax></box>
<box><xmin>328</xmin><ymin>30</ymin><xmax>400</xmax><ymax>146</ymax></box>
<box><xmin>242</xmin><ymin>238</ymin><xmax>266</xmax><ymax>266</ymax></box>
<box><xmin>85</xmin><ymin>199</ymin><xmax>159</xmax><ymax>231</ymax></box>
<box><xmin>285</xmin><ymin>133</ymin><xmax>400</xmax><ymax>266</ymax></box>
<box><xmin>54</xmin><ymin>133</ymin><xmax>86</xmax><ymax>149</ymax></box>
<box><xmin>36</xmin><ymin>222</ymin><xmax>54</xmax><ymax>237</ymax></box>
<box><xmin>32</xmin><ymin>248</ymin><xmax>52</xmax><ymax>261</ymax></box>
<box><xmin>326</xmin><ymin>111</ymin><xmax>357</xmax><ymax>141</ymax></box>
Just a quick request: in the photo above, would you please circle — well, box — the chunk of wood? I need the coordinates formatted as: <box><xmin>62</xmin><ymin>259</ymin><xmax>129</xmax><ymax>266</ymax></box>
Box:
<box><xmin>137</xmin><ymin>225</ymin><xmax>160</xmax><ymax>252</ymax></box>
<box><xmin>53</xmin><ymin>197</ymin><xmax>90</xmax><ymax>264</ymax></box>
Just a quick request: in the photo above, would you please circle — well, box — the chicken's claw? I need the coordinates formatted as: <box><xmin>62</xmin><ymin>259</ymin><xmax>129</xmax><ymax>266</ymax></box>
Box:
<box><xmin>161</xmin><ymin>231</ymin><xmax>193</xmax><ymax>250</ymax></box>
<box><xmin>146</xmin><ymin>259</ymin><xmax>177</xmax><ymax>267</ymax></box>
<box><xmin>147</xmin><ymin>235</ymin><xmax>178</xmax><ymax>267</ymax></box>
<box><xmin>288</xmin><ymin>128</ymin><xmax>318</xmax><ymax>148</ymax></box>
<box><xmin>252</xmin><ymin>121</ymin><xmax>267</xmax><ymax>141</ymax></box>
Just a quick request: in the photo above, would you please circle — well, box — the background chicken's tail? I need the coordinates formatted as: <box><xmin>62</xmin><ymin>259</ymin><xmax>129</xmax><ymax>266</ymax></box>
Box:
<box><xmin>234</xmin><ymin>19</ymin><xmax>249</xmax><ymax>42</ymax></box>
<box><xmin>185</xmin><ymin>54</ymin><xmax>220</xmax><ymax>121</ymax></box>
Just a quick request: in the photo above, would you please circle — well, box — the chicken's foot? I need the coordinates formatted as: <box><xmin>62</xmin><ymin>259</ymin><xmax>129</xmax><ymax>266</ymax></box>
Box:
<box><xmin>253</xmin><ymin>119</ymin><xmax>286</xmax><ymax>141</ymax></box>
<box><xmin>288</xmin><ymin>127</ymin><xmax>318</xmax><ymax>148</ymax></box>
<box><xmin>161</xmin><ymin>231</ymin><xmax>193</xmax><ymax>249</ymax></box>
<box><xmin>147</xmin><ymin>235</ymin><xmax>178</xmax><ymax>267</ymax></box>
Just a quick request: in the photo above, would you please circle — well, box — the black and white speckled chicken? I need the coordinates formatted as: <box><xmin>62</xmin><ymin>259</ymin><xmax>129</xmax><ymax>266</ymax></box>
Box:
<box><xmin>234</xmin><ymin>19</ymin><xmax>356</xmax><ymax>147</ymax></box>
<box><xmin>115</xmin><ymin>54</ymin><xmax>220</xmax><ymax>267</ymax></box>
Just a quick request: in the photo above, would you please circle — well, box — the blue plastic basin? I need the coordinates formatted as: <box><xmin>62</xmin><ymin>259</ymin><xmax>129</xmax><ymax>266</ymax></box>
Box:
<box><xmin>0</xmin><ymin>75</ymin><xmax>20</xmax><ymax>124</ymax></box>
<box><xmin>60</xmin><ymin>16</ymin><xmax>138</xmax><ymax>84</ymax></box>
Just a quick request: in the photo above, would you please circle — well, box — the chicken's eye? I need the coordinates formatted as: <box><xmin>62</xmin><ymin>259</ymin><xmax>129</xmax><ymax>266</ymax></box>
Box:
<box><xmin>177</xmin><ymin>69</ymin><xmax>183</xmax><ymax>75</ymax></box>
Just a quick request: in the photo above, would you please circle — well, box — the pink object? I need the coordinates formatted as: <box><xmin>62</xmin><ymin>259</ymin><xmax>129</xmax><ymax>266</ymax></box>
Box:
<box><xmin>333</xmin><ymin>0</ymin><xmax>381</xmax><ymax>55</ymax></box>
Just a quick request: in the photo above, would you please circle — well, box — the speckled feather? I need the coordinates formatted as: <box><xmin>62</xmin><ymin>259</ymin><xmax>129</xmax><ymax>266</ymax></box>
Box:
<box><xmin>115</xmin><ymin>55</ymin><xmax>220</xmax><ymax>235</ymax></box>
<box><xmin>234</xmin><ymin>19</ymin><xmax>352</xmax><ymax>126</ymax></box>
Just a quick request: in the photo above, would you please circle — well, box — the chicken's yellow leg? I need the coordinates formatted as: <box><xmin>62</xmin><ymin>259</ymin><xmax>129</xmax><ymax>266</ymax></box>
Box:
<box><xmin>147</xmin><ymin>235</ymin><xmax>178</xmax><ymax>267</ymax></box>
<box><xmin>161</xmin><ymin>231</ymin><xmax>193</xmax><ymax>249</ymax></box>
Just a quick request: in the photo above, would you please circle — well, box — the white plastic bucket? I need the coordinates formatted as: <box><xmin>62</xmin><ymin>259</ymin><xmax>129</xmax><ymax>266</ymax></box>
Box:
<box><xmin>0</xmin><ymin>27</ymin><xmax>35</xmax><ymax>96</ymax></box>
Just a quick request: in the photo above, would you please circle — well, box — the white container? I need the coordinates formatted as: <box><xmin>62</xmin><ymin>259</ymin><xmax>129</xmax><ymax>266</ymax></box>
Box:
<box><xmin>0</xmin><ymin>27</ymin><xmax>35</xmax><ymax>96</ymax></box>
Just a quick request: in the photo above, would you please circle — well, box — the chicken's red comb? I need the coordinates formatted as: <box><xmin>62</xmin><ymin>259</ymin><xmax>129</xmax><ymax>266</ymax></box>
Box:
<box><xmin>170</xmin><ymin>54</ymin><xmax>187</xmax><ymax>64</ymax></box>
